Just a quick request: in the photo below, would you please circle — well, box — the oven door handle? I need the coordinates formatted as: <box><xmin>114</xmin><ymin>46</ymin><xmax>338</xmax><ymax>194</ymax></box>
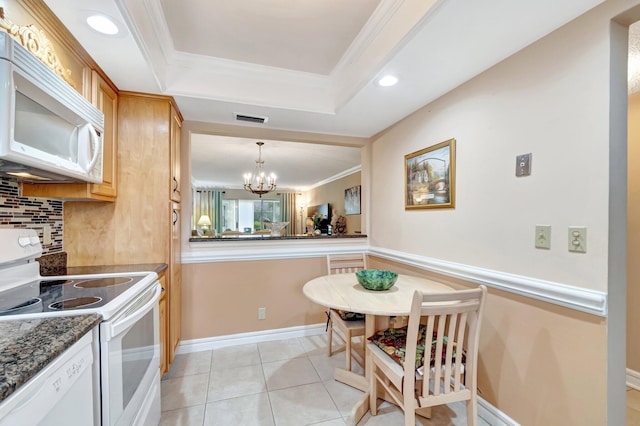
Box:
<box><xmin>106</xmin><ymin>283</ymin><xmax>161</xmax><ymax>340</ymax></box>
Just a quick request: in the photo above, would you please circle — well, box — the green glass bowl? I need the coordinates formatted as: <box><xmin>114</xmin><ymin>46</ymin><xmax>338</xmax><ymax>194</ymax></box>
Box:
<box><xmin>355</xmin><ymin>269</ymin><xmax>398</xmax><ymax>291</ymax></box>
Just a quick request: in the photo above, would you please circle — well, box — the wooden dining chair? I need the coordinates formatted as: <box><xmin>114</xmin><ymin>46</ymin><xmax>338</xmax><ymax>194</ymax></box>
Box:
<box><xmin>367</xmin><ymin>285</ymin><xmax>487</xmax><ymax>426</ymax></box>
<box><xmin>326</xmin><ymin>253</ymin><xmax>367</xmax><ymax>371</ymax></box>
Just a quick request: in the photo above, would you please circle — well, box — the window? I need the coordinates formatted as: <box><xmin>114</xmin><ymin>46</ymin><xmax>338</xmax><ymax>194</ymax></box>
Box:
<box><xmin>222</xmin><ymin>198</ymin><xmax>281</xmax><ymax>232</ymax></box>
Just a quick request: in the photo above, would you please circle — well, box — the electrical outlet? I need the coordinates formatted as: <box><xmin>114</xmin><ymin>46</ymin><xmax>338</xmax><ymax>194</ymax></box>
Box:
<box><xmin>516</xmin><ymin>153</ymin><xmax>532</xmax><ymax>177</ymax></box>
<box><xmin>568</xmin><ymin>227</ymin><xmax>587</xmax><ymax>253</ymax></box>
<box><xmin>535</xmin><ymin>225</ymin><xmax>551</xmax><ymax>249</ymax></box>
<box><xmin>258</xmin><ymin>307</ymin><xmax>266</xmax><ymax>320</ymax></box>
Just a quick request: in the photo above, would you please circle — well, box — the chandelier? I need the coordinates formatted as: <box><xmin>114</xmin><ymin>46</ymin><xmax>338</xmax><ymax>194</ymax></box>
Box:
<box><xmin>243</xmin><ymin>142</ymin><xmax>276</xmax><ymax>196</ymax></box>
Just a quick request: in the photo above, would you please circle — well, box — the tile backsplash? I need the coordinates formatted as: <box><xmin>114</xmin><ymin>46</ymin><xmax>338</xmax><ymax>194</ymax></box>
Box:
<box><xmin>0</xmin><ymin>177</ymin><xmax>63</xmax><ymax>254</ymax></box>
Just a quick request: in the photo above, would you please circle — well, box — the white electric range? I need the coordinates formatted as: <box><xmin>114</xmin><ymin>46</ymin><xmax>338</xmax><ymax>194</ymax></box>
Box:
<box><xmin>0</xmin><ymin>228</ymin><xmax>162</xmax><ymax>425</ymax></box>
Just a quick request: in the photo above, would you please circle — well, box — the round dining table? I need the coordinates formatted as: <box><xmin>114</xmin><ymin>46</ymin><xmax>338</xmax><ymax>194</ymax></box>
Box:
<box><xmin>303</xmin><ymin>272</ymin><xmax>454</xmax><ymax>425</ymax></box>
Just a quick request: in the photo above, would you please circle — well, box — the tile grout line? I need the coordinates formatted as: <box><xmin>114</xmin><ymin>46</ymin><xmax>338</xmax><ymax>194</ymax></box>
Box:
<box><xmin>258</xmin><ymin>341</ymin><xmax>279</xmax><ymax>426</ymax></box>
<box><xmin>201</xmin><ymin>349</ymin><xmax>214</xmax><ymax>426</ymax></box>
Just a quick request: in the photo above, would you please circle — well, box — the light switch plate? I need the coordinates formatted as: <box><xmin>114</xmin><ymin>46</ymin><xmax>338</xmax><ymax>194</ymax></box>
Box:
<box><xmin>535</xmin><ymin>225</ymin><xmax>551</xmax><ymax>249</ymax></box>
<box><xmin>568</xmin><ymin>226</ymin><xmax>587</xmax><ymax>253</ymax></box>
<box><xmin>516</xmin><ymin>153</ymin><xmax>532</xmax><ymax>177</ymax></box>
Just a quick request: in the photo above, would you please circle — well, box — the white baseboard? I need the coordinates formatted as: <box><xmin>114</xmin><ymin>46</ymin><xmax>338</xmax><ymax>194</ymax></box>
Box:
<box><xmin>176</xmin><ymin>323</ymin><xmax>326</xmax><ymax>354</ymax></box>
<box><xmin>478</xmin><ymin>396</ymin><xmax>520</xmax><ymax>426</ymax></box>
<box><xmin>628</xmin><ymin>368</ymin><xmax>640</xmax><ymax>390</ymax></box>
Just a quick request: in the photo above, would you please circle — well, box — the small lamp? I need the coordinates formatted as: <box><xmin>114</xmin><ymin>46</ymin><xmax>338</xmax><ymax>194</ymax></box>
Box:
<box><xmin>197</xmin><ymin>215</ymin><xmax>212</xmax><ymax>235</ymax></box>
<box><xmin>297</xmin><ymin>200</ymin><xmax>306</xmax><ymax>235</ymax></box>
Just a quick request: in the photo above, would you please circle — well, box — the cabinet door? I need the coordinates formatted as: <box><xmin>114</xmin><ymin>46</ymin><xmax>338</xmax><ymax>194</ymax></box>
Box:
<box><xmin>158</xmin><ymin>274</ymin><xmax>168</xmax><ymax>375</ymax></box>
<box><xmin>90</xmin><ymin>71</ymin><xmax>118</xmax><ymax>198</ymax></box>
<box><xmin>170</xmin><ymin>106</ymin><xmax>182</xmax><ymax>203</ymax></box>
<box><xmin>169</xmin><ymin>202</ymin><xmax>182</xmax><ymax>363</ymax></box>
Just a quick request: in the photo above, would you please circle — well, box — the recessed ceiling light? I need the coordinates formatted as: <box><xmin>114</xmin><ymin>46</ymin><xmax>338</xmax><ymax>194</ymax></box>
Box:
<box><xmin>86</xmin><ymin>14</ymin><xmax>119</xmax><ymax>35</ymax></box>
<box><xmin>377</xmin><ymin>75</ymin><xmax>398</xmax><ymax>87</ymax></box>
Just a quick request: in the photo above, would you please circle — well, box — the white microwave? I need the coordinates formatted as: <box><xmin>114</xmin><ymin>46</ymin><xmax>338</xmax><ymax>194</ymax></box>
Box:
<box><xmin>0</xmin><ymin>32</ymin><xmax>104</xmax><ymax>183</ymax></box>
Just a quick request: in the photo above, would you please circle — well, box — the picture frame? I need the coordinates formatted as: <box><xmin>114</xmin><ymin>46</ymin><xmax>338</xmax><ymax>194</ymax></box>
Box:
<box><xmin>405</xmin><ymin>138</ymin><xmax>456</xmax><ymax>209</ymax></box>
<box><xmin>344</xmin><ymin>185</ymin><xmax>361</xmax><ymax>215</ymax></box>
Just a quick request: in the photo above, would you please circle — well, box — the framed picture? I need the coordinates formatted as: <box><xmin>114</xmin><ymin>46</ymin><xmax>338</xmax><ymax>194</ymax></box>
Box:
<box><xmin>345</xmin><ymin>185</ymin><xmax>361</xmax><ymax>215</ymax></box>
<box><xmin>405</xmin><ymin>138</ymin><xmax>456</xmax><ymax>209</ymax></box>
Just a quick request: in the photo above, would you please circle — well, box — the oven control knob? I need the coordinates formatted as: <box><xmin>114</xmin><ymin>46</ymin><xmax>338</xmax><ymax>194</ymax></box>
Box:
<box><xmin>18</xmin><ymin>236</ymin><xmax>31</xmax><ymax>247</ymax></box>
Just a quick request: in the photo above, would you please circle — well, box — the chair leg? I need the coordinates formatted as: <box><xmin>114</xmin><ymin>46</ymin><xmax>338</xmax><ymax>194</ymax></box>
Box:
<box><xmin>345</xmin><ymin>330</ymin><xmax>352</xmax><ymax>371</ymax></box>
<box><xmin>466</xmin><ymin>398</ymin><xmax>478</xmax><ymax>426</ymax></box>
<box><xmin>405</xmin><ymin>405</ymin><xmax>415</xmax><ymax>426</ymax></box>
<box><xmin>403</xmin><ymin>381</ymin><xmax>416</xmax><ymax>426</ymax></box>
<box><xmin>365</xmin><ymin>351</ymin><xmax>378</xmax><ymax>416</ymax></box>
<box><xmin>327</xmin><ymin>317</ymin><xmax>333</xmax><ymax>357</ymax></box>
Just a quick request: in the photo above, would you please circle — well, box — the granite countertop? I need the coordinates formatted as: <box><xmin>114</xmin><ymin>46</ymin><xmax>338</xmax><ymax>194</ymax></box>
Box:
<box><xmin>36</xmin><ymin>252</ymin><xmax>168</xmax><ymax>277</ymax></box>
<box><xmin>65</xmin><ymin>263</ymin><xmax>168</xmax><ymax>276</ymax></box>
<box><xmin>0</xmin><ymin>314</ymin><xmax>102</xmax><ymax>403</ymax></box>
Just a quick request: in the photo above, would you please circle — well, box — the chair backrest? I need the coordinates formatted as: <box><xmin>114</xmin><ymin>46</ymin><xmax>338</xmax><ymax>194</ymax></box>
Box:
<box><xmin>326</xmin><ymin>253</ymin><xmax>367</xmax><ymax>274</ymax></box>
<box><xmin>404</xmin><ymin>286</ymin><xmax>486</xmax><ymax>409</ymax></box>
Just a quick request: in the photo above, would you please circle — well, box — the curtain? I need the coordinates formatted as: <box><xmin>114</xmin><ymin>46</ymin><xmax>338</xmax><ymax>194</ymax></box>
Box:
<box><xmin>193</xmin><ymin>189</ymin><xmax>223</xmax><ymax>236</ymax></box>
<box><xmin>279</xmin><ymin>192</ymin><xmax>296</xmax><ymax>235</ymax></box>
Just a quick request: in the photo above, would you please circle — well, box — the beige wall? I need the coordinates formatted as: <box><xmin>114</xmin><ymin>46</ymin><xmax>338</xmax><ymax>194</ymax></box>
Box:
<box><xmin>305</xmin><ymin>171</ymin><xmax>361</xmax><ymax>234</ymax></box>
<box><xmin>629</xmin><ymin>93</ymin><xmax>640</xmax><ymax>372</ymax></box>
<box><xmin>182</xmin><ymin>257</ymin><xmax>327</xmax><ymax>339</ymax></box>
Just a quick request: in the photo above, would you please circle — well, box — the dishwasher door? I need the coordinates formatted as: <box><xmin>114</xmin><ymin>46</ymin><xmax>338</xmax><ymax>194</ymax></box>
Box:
<box><xmin>0</xmin><ymin>329</ymin><xmax>98</xmax><ymax>426</ymax></box>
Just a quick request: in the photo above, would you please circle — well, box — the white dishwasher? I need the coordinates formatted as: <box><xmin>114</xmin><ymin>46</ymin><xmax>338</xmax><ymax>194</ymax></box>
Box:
<box><xmin>0</xmin><ymin>328</ymin><xmax>98</xmax><ymax>426</ymax></box>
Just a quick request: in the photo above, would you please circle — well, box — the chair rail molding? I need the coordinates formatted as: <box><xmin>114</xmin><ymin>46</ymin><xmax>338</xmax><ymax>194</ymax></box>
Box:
<box><xmin>368</xmin><ymin>246</ymin><xmax>607</xmax><ymax>317</ymax></box>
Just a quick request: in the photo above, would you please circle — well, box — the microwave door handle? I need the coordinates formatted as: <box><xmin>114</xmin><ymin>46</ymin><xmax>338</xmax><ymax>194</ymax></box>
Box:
<box><xmin>85</xmin><ymin>123</ymin><xmax>101</xmax><ymax>172</ymax></box>
<box><xmin>106</xmin><ymin>284</ymin><xmax>161</xmax><ymax>340</ymax></box>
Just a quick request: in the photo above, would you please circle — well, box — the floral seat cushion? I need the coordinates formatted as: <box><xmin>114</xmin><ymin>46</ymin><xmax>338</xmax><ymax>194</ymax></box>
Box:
<box><xmin>335</xmin><ymin>309</ymin><xmax>365</xmax><ymax>321</ymax></box>
<box><xmin>367</xmin><ymin>325</ymin><xmax>465</xmax><ymax>369</ymax></box>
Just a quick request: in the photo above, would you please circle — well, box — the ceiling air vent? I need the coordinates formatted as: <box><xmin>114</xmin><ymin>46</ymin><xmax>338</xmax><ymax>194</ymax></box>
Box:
<box><xmin>233</xmin><ymin>113</ymin><xmax>269</xmax><ymax>124</ymax></box>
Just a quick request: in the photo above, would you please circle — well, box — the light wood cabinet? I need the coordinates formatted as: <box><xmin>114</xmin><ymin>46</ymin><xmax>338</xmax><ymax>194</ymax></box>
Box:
<box><xmin>22</xmin><ymin>71</ymin><xmax>118</xmax><ymax>201</ymax></box>
<box><xmin>169</xmin><ymin>201</ymin><xmax>182</xmax><ymax>363</ymax></box>
<box><xmin>170</xmin><ymin>107</ymin><xmax>182</xmax><ymax>203</ymax></box>
<box><xmin>64</xmin><ymin>93</ymin><xmax>183</xmax><ymax>372</ymax></box>
<box><xmin>158</xmin><ymin>273</ymin><xmax>168</xmax><ymax>375</ymax></box>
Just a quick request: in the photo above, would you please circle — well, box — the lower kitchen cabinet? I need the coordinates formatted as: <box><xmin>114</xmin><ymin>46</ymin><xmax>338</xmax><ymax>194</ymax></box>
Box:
<box><xmin>159</xmin><ymin>273</ymin><xmax>168</xmax><ymax>375</ymax></box>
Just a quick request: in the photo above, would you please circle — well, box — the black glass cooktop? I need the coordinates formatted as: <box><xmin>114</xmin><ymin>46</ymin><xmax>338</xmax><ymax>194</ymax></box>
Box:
<box><xmin>0</xmin><ymin>275</ymin><xmax>145</xmax><ymax>316</ymax></box>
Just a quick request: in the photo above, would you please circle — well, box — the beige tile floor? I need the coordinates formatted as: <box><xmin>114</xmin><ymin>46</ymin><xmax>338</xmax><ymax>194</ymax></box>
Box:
<box><xmin>159</xmin><ymin>334</ymin><xmax>492</xmax><ymax>426</ymax></box>
<box><xmin>628</xmin><ymin>387</ymin><xmax>640</xmax><ymax>425</ymax></box>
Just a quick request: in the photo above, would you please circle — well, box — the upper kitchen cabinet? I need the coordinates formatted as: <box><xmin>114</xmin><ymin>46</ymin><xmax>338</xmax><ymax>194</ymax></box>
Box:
<box><xmin>21</xmin><ymin>71</ymin><xmax>119</xmax><ymax>201</ymax></box>
<box><xmin>170</xmin><ymin>106</ymin><xmax>182</xmax><ymax>203</ymax></box>
<box><xmin>7</xmin><ymin>0</ymin><xmax>120</xmax><ymax>201</ymax></box>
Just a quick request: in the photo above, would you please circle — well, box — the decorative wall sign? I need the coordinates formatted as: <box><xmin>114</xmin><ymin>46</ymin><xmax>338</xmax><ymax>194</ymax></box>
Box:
<box><xmin>345</xmin><ymin>185</ymin><xmax>361</xmax><ymax>215</ymax></box>
<box><xmin>405</xmin><ymin>138</ymin><xmax>456</xmax><ymax>209</ymax></box>
<box><xmin>0</xmin><ymin>7</ymin><xmax>75</xmax><ymax>88</ymax></box>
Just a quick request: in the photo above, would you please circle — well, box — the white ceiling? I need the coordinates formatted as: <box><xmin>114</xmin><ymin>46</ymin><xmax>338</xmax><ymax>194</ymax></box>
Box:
<box><xmin>43</xmin><ymin>0</ymin><xmax>626</xmax><ymax>189</ymax></box>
